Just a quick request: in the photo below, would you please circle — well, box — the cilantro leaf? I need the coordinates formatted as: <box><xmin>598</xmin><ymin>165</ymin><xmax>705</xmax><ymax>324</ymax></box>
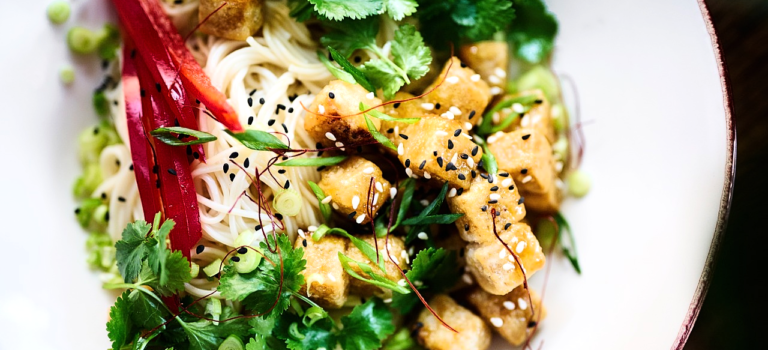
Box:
<box><xmin>385</xmin><ymin>0</ymin><xmax>418</xmax><ymax>20</ymax></box>
<box><xmin>361</xmin><ymin>60</ymin><xmax>406</xmax><ymax>100</ymax></box>
<box><xmin>508</xmin><ymin>0</ymin><xmax>558</xmax><ymax>64</ymax></box>
<box><xmin>391</xmin><ymin>248</ymin><xmax>459</xmax><ymax>313</ymax></box>
<box><xmin>218</xmin><ymin>234</ymin><xmax>306</xmax><ymax>319</ymax></box>
<box><xmin>463</xmin><ymin>0</ymin><xmax>516</xmax><ymax>41</ymax></box>
<box><xmin>106</xmin><ymin>291</ymin><xmax>134</xmax><ymax>350</ymax></box>
<box><xmin>115</xmin><ymin>220</ymin><xmax>152</xmax><ymax>283</ymax></box>
<box><xmin>288</xmin><ymin>0</ymin><xmax>317</xmax><ymax>21</ymax></box>
<box><xmin>320</xmin><ymin>17</ymin><xmax>379</xmax><ymax>57</ymax></box>
<box><xmin>338</xmin><ymin>298</ymin><xmax>395</xmax><ymax>350</ymax></box>
<box><xmin>275</xmin><ymin>313</ymin><xmax>337</xmax><ymax>350</ymax></box>
<box><xmin>391</xmin><ymin>24</ymin><xmax>432</xmax><ymax>81</ymax></box>
<box><xmin>418</xmin><ymin>0</ymin><xmax>517</xmax><ymax>48</ymax></box>
<box><xmin>178</xmin><ymin>316</ymin><xmax>251</xmax><ymax>350</ymax></box>
<box><xmin>308</xmin><ymin>0</ymin><xmax>383</xmax><ymax>21</ymax></box>
<box><xmin>148</xmin><ymin>217</ymin><xmax>174</xmax><ymax>286</ymax></box>
<box><xmin>150</xmin><ymin>250</ymin><xmax>192</xmax><ymax>296</ymax></box>
<box><xmin>127</xmin><ymin>289</ymin><xmax>169</xmax><ymax>330</ymax></box>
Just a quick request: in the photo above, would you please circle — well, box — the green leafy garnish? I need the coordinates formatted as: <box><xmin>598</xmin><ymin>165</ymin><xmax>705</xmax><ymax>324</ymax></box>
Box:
<box><xmin>337</xmin><ymin>298</ymin><xmax>396</xmax><ymax>350</ymax></box>
<box><xmin>225</xmin><ymin>130</ymin><xmax>289</xmax><ymax>151</ymax></box>
<box><xmin>391</xmin><ymin>248</ymin><xmax>459</xmax><ymax>313</ymax></box>
<box><xmin>418</xmin><ymin>0</ymin><xmax>516</xmax><ymax>48</ymax></box>
<box><xmin>477</xmin><ymin>94</ymin><xmax>541</xmax><ymax>136</ymax></box>
<box><xmin>320</xmin><ymin>17</ymin><xmax>379</xmax><ymax>58</ymax></box>
<box><xmin>218</xmin><ymin>234</ymin><xmax>306</xmax><ymax>319</ymax></box>
<box><xmin>317</xmin><ymin>50</ymin><xmax>356</xmax><ymax>84</ymax></box>
<box><xmin>555</xmin><ymin>212</ymin><xmax>581</xmax><ymax>273</ymax></box>
<box><xmin>405</xmin><ymin>182</ymin><xmax>450</xmax><ymax>244</ymax></box>
<box><xmin>308</xmin><ymin>0</ymin><xmax>383</xmax><ymax>21</ymax></box>
<box><xmin>360</xmin><ymin>103</ymin><xmax>420</xmax><ymax>124</ymax></box>
<box><xmin>307</xmin><ymin>181</ymin><xmax>332</xmax><ymax>222</ymax></box>
<box><xmin>391</xmin><ymin>24</ymin><xmax>431</xmax><ymax>80</ymax></box>
<box><xmin>384</xmin><ymin>0</ymin><xmax>418</xmax><ymax>21</ymax></box>
<box><xmin>508</xmin><ymin>0</ymin><xmax>559</xmax><ymax>64</ymax></box>
<box><xmin>151</xmin><ymin>127</ymin><xmax>217</xmax><ymax>146</ymax></box>
<box><xmin>480</xmin><ymin>143</ymin><xmax>498</xmax><ymax>175</ymax></box>
<box><xmin>276</xmin><ymin>155</ymin><xmax>348</xmax><ymax>167</ymax></box>
<box><xmin>339</xmin><ymin>252</ymin><xmax>411</xmax><ymax>294</ymax></box>
<box><xmin>327</xmin><ymin>46</ymin><xmax>375</xmax><ymax>92</ymax></box>
<box><xmin>364</xmin><ymin>114</ymin><xmax>397</xmax><ymax>151</ymax></box>
<box><xmin>401</xmin><ymin>213</ymin><xmax>463</xmax><ymax>225</ymax></box>
<box><xmin>313</xmin><ymin>224</ymin><xmax>386</xmax><ymax>272</ymax></box>
<box><xmin>106</xmin><ymin>291</ymin><xmax>132</xmax><ymax>350</ymax></box>
<box><xmin>115</xmin><ymin>213</ymin><xmax>175</xmax><ymax>286</ymax></box>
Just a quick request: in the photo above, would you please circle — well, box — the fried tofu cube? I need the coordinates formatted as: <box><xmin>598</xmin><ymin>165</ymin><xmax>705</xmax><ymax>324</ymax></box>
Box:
<box><xmin>416</xmin><ymin>295</ymin><xmax>491</xmax><ymax>350</ymax></box>
<box><xmin>399</xmin><ymin>116</ymin><xmax>482</xmax><ymax>191</ymax></box>
<box><xmin>488</xmin><ymin>129</ymin><xmax>554</xmax><ymax>195</ymax></box>
<box><xmin>422</xmin><ymin>57</ymin><xmax>491</xmax><ymax>127</ymax></box>
<box><xmin>520</xmin><ymin>184</ymin><xmax>562</xmax><ymax>214</ymax></box>
<box><xmin>318</xmin><ymin>156</ymin><xmax>391</xmax><ymax>224</ymax></box>
<box><xmin>467</xmin><ymin>285</ymin><xmax>547</xmax><ymax>346</ymax></box>
<box><xmin>304</xmin><ymin>80</ymin><xmax>382</xmax><ymax>149</ymax></box>
<box><xmin>295</xmin><ymin>235</ymin><xmax>348</xmax><ymax>308</ymax></box>
<box><xmin>447</xmin><ymin>173</ymin><xmax>526</xmax><ymax>244</ymax></box>
<box><xmin>465</xmin><ymin>222</ymin><xmax>545</xmax><ymax>295</ymax></box>
<box><xmin>492</xmin><ymin>90</ymin><xmax>555</xmax><ymax>144</ymax></box>
<box><xmin>344</xmin><ymin>235</ymin><xmax>408</xmax><ymax>298</ymax></box>
<box><xmin>198</xmin><ymin>0</ymin><xmax>264</xmax><ymax>41</ymax></box>
<box><xmin>458</xmin><ymin>41</ymin><xmax>509</xmax><ymax>89</ymax></box>
<box><xmin>380</xmin><ymin>91</ymin><xmax>425</xmax><ymax>153</ymax></box>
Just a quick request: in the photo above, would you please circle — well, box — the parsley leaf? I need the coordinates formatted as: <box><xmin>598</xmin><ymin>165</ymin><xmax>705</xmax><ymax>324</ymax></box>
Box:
<box><xmin>385</xmin><ymin>0</ymin><xmax>418</xmax><ymax>20</ymax></box>
<box><xmin>391</xmin><ymin>24</ymin><xmax>432</xmax><ymax>81</ymax></box>
<box><xmin>218</xmin><ymin>234</ymin><xmax>306</xmax><ymax>319</ymax></box>
<box><xmin>106</xmin><ymin>291</ymin><xmax>134</xmax><ymax>350</ymax></box>
<box><xmin>308</xmin><ymin>0</ymin><xmax>383</xmax><ymax>21</ymax></box>
<box><xmin>391</xmin><ymin>248</ymin><xmax>460</xmax><ymax>313</ymax></box>
<box><xmin>508</xmin><ymin>0</ymin><xmax>558</xmax><ymax>64</ymax></box>
<box><xmin>338</xmin><ymin>298</ymin><xmax>396</xmax><ymax>350</ymax></box>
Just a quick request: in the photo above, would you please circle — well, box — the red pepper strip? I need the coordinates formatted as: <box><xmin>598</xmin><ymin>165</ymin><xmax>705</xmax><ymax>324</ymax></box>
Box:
<box><xmin>112</xmin><ymin>0</ymin><xmax>208</xmax><ymax>162</ymax></box>
<box><xmin>135</xmin><ymin>52</ymin><xmax>203</xmax><ymax>258</ymax></box>
<box><xmin>122</xmin><ymin>44</ymin><xmax>163</xmax><ymax>223</ymax></box>
<box><xmin>114</xmin><ymin>0</ymin><xmax>243</xmax><ymax>132</ymax></box>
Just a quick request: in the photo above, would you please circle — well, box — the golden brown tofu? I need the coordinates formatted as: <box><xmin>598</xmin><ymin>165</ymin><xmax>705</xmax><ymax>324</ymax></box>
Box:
<box><xmin>296</xmin><ymin>235</ymin><xmax>348</xmax><ymax>309</ymax></box>
<box><xmin>458</xmin><ymin>41</ymin><xmax>509</xmax><ymax>89</ymax></box>
<box><xmin>467</xmin><ymin>285</ymin><xmax>547</xmax><ymax>346</ymax></box>
<box><xmin>399</xmin><ymin>116</ymin><xmax>482</xmax><ymax>191</ymax></box>
<box><xmin>304</xmin><ymin>80</ymin><xmax>382</xmax><ymax>149</ymax></box>
<box><xmin>344</xmin><ymin>235</ymin><xmax>407</xmax><ymax>298</ymax></box>
<box><xmin>198</xmin><ymin>0</ymin><xmax>264</xmax><ymax>41</ymax></box>
<box><xmin>422</xmin><ymin>57</ymin><xmax>492</xmax><ymax>127</ymax></box>
<box><xmin>520</xmin><ymin>184</ymin><xmax>561</xmax><ymax>214</ymax></box>
<box><xmin>416</xmin><ymin>295</ymin><xmax>491</xmax><ymax>350</ymax></box>
<box><xmin>318</xmin><ymin>156</ymin><xmax>391</xmax><ymax>224</ymax></box>
<box><xmin>380</xmin><ymin>91</ymin><xmax>425</xmax><ymax>152</ymax></box>
<box><xmin>493</xmin><ymin>90</ymin><xmax>555</xmax><ymax>144</ymax></box>
<box><xmin>488</xmin><ymin>129</ymin><xmax>555</xmax><ymax>195</ymax></box>
<box><xmin>447</xmin><ymin>173</ymin><xmax>526</xmax><ymax>244</ymax></box>
<box><xmin>465</xmin><ymin>222</ymin><xmax>546</xmax><ymax>295</ymax></box>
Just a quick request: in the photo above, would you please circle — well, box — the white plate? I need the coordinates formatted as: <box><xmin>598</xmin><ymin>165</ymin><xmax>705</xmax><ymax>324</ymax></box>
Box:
<box><xmin>0</xmin><ymin>1</ymin><xmax>734</xmax><ymax>349</ymax></box>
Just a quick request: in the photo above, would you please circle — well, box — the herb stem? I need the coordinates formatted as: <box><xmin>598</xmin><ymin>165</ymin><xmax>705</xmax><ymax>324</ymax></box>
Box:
<box><xmin>369</xmin><ymin>45</ymin><xmax>410</xmax><ymax>84</ymax></box>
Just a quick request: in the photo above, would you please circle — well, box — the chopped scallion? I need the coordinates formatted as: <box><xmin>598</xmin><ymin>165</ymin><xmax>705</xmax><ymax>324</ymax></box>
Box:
<box><xmin>273</xmin><ymin>189</ymin><xmax>303</xmax><ymax>217</ymax></box>
<box><xmin>47</xmin><ymin>0</ymin><xmax>71</xmax><ymax>24</ymax></box>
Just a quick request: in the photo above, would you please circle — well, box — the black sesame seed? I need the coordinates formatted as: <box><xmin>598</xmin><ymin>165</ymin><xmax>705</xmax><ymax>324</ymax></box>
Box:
<box><xmin>405</xmin><ymin>159</ymin><xmax>411</xmax><ymax>167</ymax></box>
<box><xmin>490</xmin><ymin>186</ymin><xmax>499</xmax><ymax>191</ymax></box>
<box><xmin>348</xmin><ymin>211</ymin><xmax>357</xmax><ymax>219</ymax></box>
<box><xmin>168</xmin><ymin>169</ymin><xmax>177</xmax><ymax>176</ymax></box>
<box><xmin>454</xmin><ymin>129</ymin><xmax>461</xmax><ymax>137</ymax></box>
<box><xmin>387</xmin><ymin>128</ymin><xmax>394</xmax><ymax>134</ymax></box>
<box><xmin>268</xmin><ymin>119</ymin><xmax>276</xmax><ymax>126</ymax></box>
<box><xmin>278</xmin><ymin>169</ymin><xmax>286</xmax><ymax>174</ymax></box>
<box><xmin>461</xmin><ymin>153</ymin><xmax>469</xmax><ymax>159</ymax></box>
<box><xmin>435</xmin><ymin>103</ymin><xmax>441</xmax><ymax>110</ymax></box>
<box><xmin>193</xmin><ymin>152</ymin><xmax>200</xmax><ymax>159</ymax></box>
<box><xmin>436</xmin><ymin>157</ymin><xmax>443</xmax><ymax>168</ymax></box>
<box><xmin>446</xmin><ymin>162</ymin><xmax>457</xmax><ymax>171</ymax></box>
<box><xmin>480</xmin><ymin>173</ymin><xmax>489</xmax><ymax>180</ymax></box>
<box><xmin>393</xmin><ymin>102</ymin><xmax>401</xmax><ymax>108</ymax></box>
<box><xmin>505</xmin><ymin>223</ymin><xmax>512</xmax><ymax>230</ymax></box>
<box><xmin>508</xmin><ymin>185</ymin><xmax>515</xmax><ymax>190</ymax></box>
<box><xmin>464</xmin><ymin>224</ymin><xmax>470</xmax><ymax>231</ymax></box>
<box><xmin>522</xmin><ymin>134</ymin><xmax>531</xmax><ymax>140</ymax></box>
<box><xmin>457</xmin><ymin>188</ymin><xmax>464</xmax><ymax>195</ymax></box>
<box><xmin>130</xmin><ymin>49</ymin><xmax>136</xmax><ymax>58</ymax></box>
<box><xmin>196</xmin><ymin>245</ymin><xmax>205</xmax><ymax>254</ymax></box>
<box><xmin>488</xmin><ymin>199</ymin><xmax>498</xmax><ymax>204</ymax></box>
<box><xmin>195</xmin><ymin>99</ymin><xmax>200</xmax><ymax>104</ymax></box>
<box><xmin>186</xmin><ymin>146</ymin><xmax>192</xmax><ymax>155</ymax></box>
<box><xmin>237</xmin><ymin>247</ymin><xmax>248</xmax><ymax>254</ymax></box>
<box><xmin>284</xmin><ymin>180</ymin><xmax>291</xmax><ymax>189</ymax></box>
<box><xmin>471</xmin><ymin>170</ymin><xmax>477</xmax><ymax>178</ymax></box>
<box><xmin>487</xmin><ymin>175</ymin><xmax>494</xmax><ymax>183</ymax></box>
<box><xmin>460</xmin><ymin>62</ymin><xmax>467</xmax><ymax>68</ymax></box>
<box><xmin>328</xmin><ymin>92</ymin><xmax>335</xmax><ymax>99</ymax></box>
<box><xmin>259</xmin><ymin>97</ymin><xmax>266</xmax><ymax>105</ymax></box>
<box><xmin>518</xmin><ymin>197</ymin><xmax>525</xmax><ymax>205</ymax></box>
<box><xmin>433</xmin><ymin>151</ymin><xmax>438</xmax><ymax>156</ymax></box>
<box><xmin>521</xmin><ymin>168</ymin><xmax>528</xmax><ymax>174</ymax></box>
<box><xmin>231</xmin><ymin>256</ymin><xmax>241</xmax><ymax>262</ymax></box>
<box><xmin>250</xmin><ymin>89</ymin><xmax>257</xmax><ymax>96</ymax></box>
<box><xmin>354</xmin><ymin>56</ymin><xmax>362</xmax><ymax>63</ymax></box>
<box><xmin>317</xmin><ymin>166</ymin><xmax>326</xmax><ymax>171</ymax></box>
<box><xmin>478</xmin><ymin>159</ymin><xmax>484</xmax><ymax>168</ymax></box>
<box><xmin>282</xmin><ymin>123</ymin><xmax>288</xmax><ymax>133</ymax></box>
<box><xmin>156</xmin><ymin>180</ymin><xmax>161</xmax><ymax>188</ymax></box>
<box><xmin>302</xmin><ymin>239</ymin><xmax>308</xmax><ymax>247</ymax></box>
<box><xmin>105</xmin><ymin>211</ymin><xmax>110</xmax><ymax>221</ymax></box>
<box><xmin>471</xmin><ymin>145</ymin><xmax>479</xmax><ymax>156</ymax></box>
<box><xmin>113</xmin><ymin>100</ymin><xmax>118</xmax><ymax>106</ymax></box>
<box><xmin>316</xmin><ymin>142</ymin><xmax>323</xmax><ymax>149</ymax></box>
<box><xmin>419</xmin><ymin>160</ymin><xmax>426</xmax><ymax>170</ymax></box>
<box><xmin>223</xmin><ymin>164</ymin><xmax>229</xmax><ymax>173</ymax></box>
<box><xmin>275</xmin><ymin>213</ymin><xmax>283</xmax><ymax>220</ymax></box>
<box><xmin>468</xmin><ymin>110</ymin><xmax>476</xmax><ymax>119</ymax></box>
<box><xmin>229</xmin><ymin>173</ymin><xmax>235</xmax><ymax>181</ymax></box>
<box><xmin>481</xmin><ymin>205</ymin><xmax>488</xmax><ymax>212</ymax></box>
<box><xmin>534</xmin><ymin>99</ymin><xmax>543</xmax><ymax>104</ymax></box>
<box><xmin>447</xmin><ymin>140</ymin><xmax>454</xmax><ymax>149</ymax></box>
<box><xmin>230</xmin><ymin>152</ymin><xmax>239</xmax><ymax>159</ymax></box>
<box><xmin>255</xmin><ymin>225</ymin><xmax>262</xmax><ymax>231</ymax></box>
<box><xmin>155</xmin><ymin>83</ymin><xmax>161</xmax><ymax>92</ymax></box>
<box><xmin>499</xmin><ymin>172</ymin><xmax>509</xmax><ymax>177</ymax></box>
<box><xmin>399</xmin><ymin>133</ymin><xmax>409</xmax><ymax>140</ymax></box>
<box><xmin>277</xmin><ymin>104</ymin><xmax>286</xmax><ymax>110</ymax></box>
<box><xmin>283</xmin><ymin>156</ymin><xmax>289</xmax><ymax>160</ymax></box>
<box><xmin>75</xmin><ymin>208</ymin><xmax>81</xmax><ymax>214</ymax></box>
<box><xmin>247</xmin><ymin>97</ymin><xmax>253</xmax><ymax>107</ymax></box>
<box><xmin>458</xmin><ymin>173</ymin><xmax>466</xmax><ymax>180</ymax></box>
<box><xmin>140</xmin><ymin>89</ymin><xmax>145</xmax><ymax>97</ymax></box>
<box><xmin>129</xmin><ymin>164</ymin><xmax>134</xmax><ymax>171</ymax></box>
<box><xmin>248</xmin><ymin>116</ymin><xmax>254</xmax><ymax>125</ymax></box>
<box><xmin>244</xmin><ymin>158</ymin><xmax>250</xmax><ymax>168</ymax></box>
<box><xmin>118</xmin><ymin>197</ymin><xmax>126</xmax><ymax>202</ymax></box>
<box><xmin>289</xmin><ymin>94</ymin><xmax>298</xmax><ymax>102</ymax></box>
<box><xmin>288</xmin><ymin>107</ymin><xmax>294</xmax><ymax>113</ymax></box>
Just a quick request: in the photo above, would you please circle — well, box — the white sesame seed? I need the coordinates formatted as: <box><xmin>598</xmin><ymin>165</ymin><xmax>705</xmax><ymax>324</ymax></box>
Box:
<box><xmin>420</xmin><ymin>199</ymin><xmax>430</xmax><ymax>206</ymax></box>
<box><xmin>398</xmin><ymin>279</ymin><xmax>407</xmax><ymax>286</ymax></box>
<box><xmin>383</xmin><ymin>298</ymin><xmax>392</xmax><ymax>303</ymax></box>
<box><xmin>352</xmin><ymin>195</ymin><xmax>360</xmax><ymax>210</ymax></box>
<box><xmin>401</xmin><ymin>250</ymin><xmax>410</xmax><ymax>264</ymax></box>
<box><xmin>405</xmin><ymin>168</ymin><xmax>414</xmax><ymax>177</ymax></box>
<box><xmin>499</xmin><ymin>250</ymin><xmax>507</xmax><ymax>259</ymax></box>
<box><xmin>375</xmin><ymin>182</ymin><xmax>383</xmax><ymax>192</ymax></box>
<box><xmin>322</xmin><ymin>195</ymin><xmax>333</xmax><ymax>204</ymax></box>
<box><xmin>408</xmin><ymin>246</ymin><xmax>414</xmax><ymax>255</ymax></box>
<box><xmin>462</xmin><ymin>273</ymin><xmax>474</xmax><ymax>284</ymax></box>
<box><xmin>467</xmin><ymin>157</ymin><xmax>474</xmax><ymax>167</ymax></box>
<box><xmin>298</xmin><ymin>229</ymin><xmax>306</xmax><ymax>238</ymax></box>
<box><xmin>490</xmin><ymin>193</ymin><xmax>501</xmax><ymax>201</ymax></box>
<box><xmin>327</xmin><ymin>273</ymin><xmax>337</xmax><ymax>282</ymax></box>
<box><xmin>413</xmin><ymin>280</ymin><xmax>424</xmax><ymax>287</ymax></box>
<box><xmin>555</xmin><ymin>161</ymin><xmax>564</xmax><ymax>172</ymax></box>
<box><xmin>521</xmin><ymin>116</ymin><xmax>531</xmax><ymax>127</ymax></box>
<box><xmin>446</xmin><ymin>76</ymin><xmax>459</xmax><ymax>84</ymax></box>
<box><xmin>477</xmin><ymin>116</ymin><xmax>483</xmax><ymax>125</ymax></box>
<box><xmin>464</xmin><ymin>122</ymin><xmax>473</xmax><ymax>130</ymax></box>
<box><xmin>394</xmin><ymin>125</ymin><xmax>400</xmax><ymax>135</ymax></box>
<box><xmin>332</xmin><ymin>203</ymin><xmax>339</xmax><ymax>210</ymax></box>
<box><xmin>503</xmin><ymin>301</ymin><xmax>516</xmax><ymax>310</ymax></box>
<box><xmin>492</xmin><ymin>112</ymin><xmax>501</xmax><ymax>124</ymax></box>
<box><xmin>490</xmin><ymin>87</ymin><xmax>503</xmax><ymax>95</ymax></box>
<box><xmin>503</xmin><ymin>262</ymin><xmax>515</xmax><ymax>271</ymax></box>
<box><xmin>448</xmin><ymin>188</ymin><xmax>457</xmax><ymax>198</ymax></box>
<box><xmin>516</xmin><ymin>241</ymin><xmax>526</xmax><ymax>253</ymax></box>
<box><xmin>522</xmin><ymin>175</ymin><xmax>532</xmax><ymax>183</ymax></box>
<box><xmin>449</xmin><ymin>106</ymin><xmax>462</xmax><ymax>115</ymax></box>
<box><xmin>461</xmin><ymin>133</ymin><xmax>473</xmax><ymax>140</ymax></box>
<box><xmin>451</xmin><ymin>153</ymin><xmax>458</xmax><ymax>165</ymax></box>
<box><xmin>424</xmin><ymin>171</ymin><xmax>431</xmax><ymax>179</ymax></box>
<box><xmin>325</xmin><ymin>132</ymin><xmax>336</xmax><ymax>141</ymax></box>
<box><xmin>318</xmin><ymin>104</ymin><xmax>325</xmax><ymax>114</ymax></box>
<box><xmin>470</xmin><ymin>74</ymin><xmax>481</xmax><ymax>82</ymax></box>
<box><xmin>502</xmin><ymin>178</ymin><xmax>513</xmax><ymax>187</ymax></box>
<box><xmin>390</xmin><ymin>187</ymin><xmax>398</xmax><ymax>199</ymax></box>
<box><xmin>373</xmin><ymin>193</ymin><xmax>379</xmax><ymax>204</ymax></box>
<box><xmin>366</xmin><ymin>92</ymin><xmax>375</xmax><ymax>99</ymax></box>
<box><xmin>335</xmin><ymin>141</ymin><xmax>344</xmax><ymax>148</ymax></box>
<box><xmin>470</xmin><ymin>46</ymin><xmax>478</xmax><ymax>54</ymax></box>
<box><xmin>490</xmin><ymin>317</ymin><xmax>504</xmax><ymax>327</ymax></box>
<box><xmin>363</xmin><ymin>167</ymin><xmax>374</xmax><ymax>174</ymax></box>
<box><xmin>495</xmin><ymin>67</ymin><xmax>507</xmax><ymax>78</ymax></box>
<box><xmin>435</xmin><ymin>130</ymin><xmax>448</xmax><ymax>136</ymax></box>
<box><xmin>441</xmin><ymin>112</ymin><xmax>455</xmax><ymax>120</ymax></box>
<box><xmin>421</xmin><ymin>103</ymin><xmax>435</xmax><ymax>110</ymax></box>
<box><xmin>555</xmin><ymin>178</ymin><xmax>565</xmax><ymax>189</ymax></box>
<box><xmin>417</xmin><ymin>232</ymin><xmax>428</xmax><ymax>240</ymax></box>
<box><xmin>356</xmin><ymin>213</ymin><xmax>366</xmax><ymax>224</ymax></box>
<box><xmin>308</xmin><ymin>225</ymin><xmax>318</xmax><ymax>232</ymax></box>
<box><xmin>397</xmin><ymin>143</ymin><xmax>404</xmax><ymax>156</ymax></box>
<box><xmin>518</xmin><ymin>298</ymin><xmax>528</xmax><ymax>310</ymax></box>
<box><xmin>512</xmin><ymin>103</ymin><xmax>524</xmax><ymax>113</ymax></box>
<box><xmin>489</xmin><ymin>75</ymin><xmax>502</xmax><ymax>84</ymax></box>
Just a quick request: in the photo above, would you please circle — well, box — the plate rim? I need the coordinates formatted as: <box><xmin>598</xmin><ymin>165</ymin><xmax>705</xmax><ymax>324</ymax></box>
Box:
<box><xmin>672</xmin><ymin>1</ymin><xmax>737</xmax><ymax>348</ymax></box>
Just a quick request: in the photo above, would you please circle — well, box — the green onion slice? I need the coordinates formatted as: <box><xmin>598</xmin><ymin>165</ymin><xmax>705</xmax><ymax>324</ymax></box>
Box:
<box><xmin>151</xmin><ymin>127</ymin><xmax>217</xmax><ymax>146</ymax></box>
